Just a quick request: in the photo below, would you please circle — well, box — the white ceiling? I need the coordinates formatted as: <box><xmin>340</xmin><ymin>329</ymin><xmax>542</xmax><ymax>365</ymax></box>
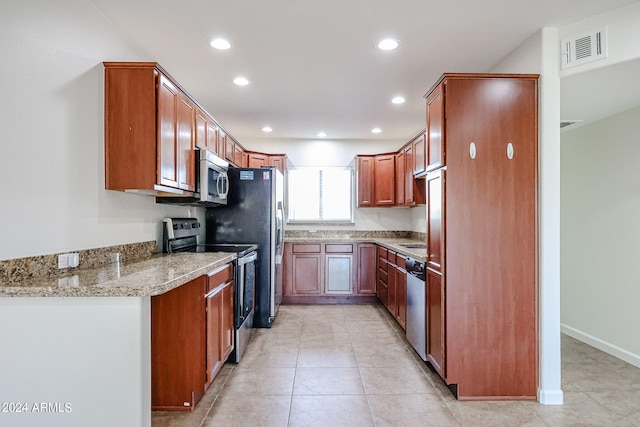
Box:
<box><xmin>92</xmin><ymin>0</ymin><xmax>638</xmax><ymax>142</ymax></box>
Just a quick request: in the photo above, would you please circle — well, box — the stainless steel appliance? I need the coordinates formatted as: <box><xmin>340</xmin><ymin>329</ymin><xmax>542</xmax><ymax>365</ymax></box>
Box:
<box><xmin>205</xmin><ymin>167</ymin><xmax>284</xmax><ymax>328</ymax></box>
<box><xmin>156</xmin><ymin>150</ymin><xmax>229</xmax><ymax>207</ymax></box>
<box><xmin>406</xmin><ymin>257</ymin><xmax>427</xmax><ymax>361</ymax></box>
<box><xmin>162</xmin><ymin>218</ymin><xmax>257</xmax><ymax>362</ymax></box>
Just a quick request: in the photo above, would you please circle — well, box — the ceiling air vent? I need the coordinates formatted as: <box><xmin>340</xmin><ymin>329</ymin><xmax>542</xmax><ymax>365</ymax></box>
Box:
<box><xmin>561</xmin><ymin>27</ymin><xmax>608</xmax><ymax>69</ymax></box>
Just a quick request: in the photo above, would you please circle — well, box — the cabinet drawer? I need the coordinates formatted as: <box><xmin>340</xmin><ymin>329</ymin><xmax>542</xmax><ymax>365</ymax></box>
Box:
<box><xmin>396</xmin><ymin>254</ymin><xmax>406</xmax><ymax>270</ymax></box>
<box><xmin>325</xmin><ymin>244</ymin><xmax>353</xmax><ymax>253</ymax></box>
<box><xmin>388</xmin><ymin>251</ymin><xmax>397</xmax><ymax>265</ymax></box>
<box><xmin>207</xmin><ymin>264</ymin><xmax>233</xmax><ymax>292</ymax></box>
<box><xmin>377</xmin><ymin>246</ymin><xmax>388</xmax><ymax>259</ymax></box>
<box><xmin>379</xmin><ymin>258</ymin><xmax>389</xmax><ymax>274</ymax></box>
<box><xmin>292</xmin><ymin>244</ymin><xmax>321</xmax><ymax>253</ymax></box>
<box><xmin>378</xmin><ymin>267</ymin><xmax>388</xmax><ymax>284</ymax></box>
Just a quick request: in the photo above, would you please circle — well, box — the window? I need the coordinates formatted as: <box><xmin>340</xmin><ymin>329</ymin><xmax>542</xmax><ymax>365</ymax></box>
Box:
<box><xmin>287</xmin><ymin>167</ymin><xmax>353</xmax><ymax>223</ymax></box>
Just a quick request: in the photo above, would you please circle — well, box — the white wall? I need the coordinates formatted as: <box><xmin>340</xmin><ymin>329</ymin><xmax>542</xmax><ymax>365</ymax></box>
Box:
<box><xmin>561</xmin><ymin>106</ymin><xmax>640</xmax><ymax>366</ymax></box>
<box><xmin>0</xmin><ymin>0</ymin><xmax>201</xmax><ymax>261</ymax></box>
<box><xmin>559</xmin><ymin>2</ymin><xmax>640</xmax><ymax>77</ymax></box>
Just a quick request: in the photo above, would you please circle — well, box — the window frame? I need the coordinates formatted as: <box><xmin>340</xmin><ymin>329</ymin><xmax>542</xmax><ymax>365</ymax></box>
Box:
<box><xmin>286</xmin><ymin>166</ymin><xmax>355</xmax><ymax>225</ymax></box>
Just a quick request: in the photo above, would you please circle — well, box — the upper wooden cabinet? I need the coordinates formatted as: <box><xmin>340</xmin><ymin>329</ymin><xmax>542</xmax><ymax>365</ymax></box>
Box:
<box><xmin>426</xmin><ymin>83</ymin><xmax>444</xmax><ymax>172</ymax></box>
<box><xmin>373</xmin><ymin>154</ymin><xmax>395</xmax><ymax>206</ymax></box>
<box><xmin>357</xmin><ymin>156</ymin><xmax>374</xmax><ymax>207</ymax></box>
<box><xmin>105</xmin><ymin>63</ymin><xmax>197</xmax><ymax>194</ymax></box>
<box><xmin>246</xmin><ymin>152</ymin><xmax>287</xmax><ymax>174</ymax></box>
<box><xmin>413</xmin><ymin>130</ymin><xmax>426</xmax><ymax>175</ymax></box>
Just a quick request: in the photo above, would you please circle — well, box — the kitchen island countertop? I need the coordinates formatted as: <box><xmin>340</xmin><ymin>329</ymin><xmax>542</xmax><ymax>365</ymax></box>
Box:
<box><xmin>0</xmin><ymin>252</ymin><xmax>236</xmax><ymax>297</ymax></box>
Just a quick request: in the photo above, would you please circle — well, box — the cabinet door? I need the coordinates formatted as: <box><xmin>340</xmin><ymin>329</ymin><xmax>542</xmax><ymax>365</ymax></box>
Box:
<box><xmin>356</xmin><ymin>243</ymin><xmax>377</xmax><ymax>295</ymax></box>
<box><xmin>206</xmin><ymin>288</ymin><xmax>223</xmax><ymax>388</ymax></box>
<box><xmin>152</xmin><ymin>276</ymin><xmax>206</xmax><ymax>410</ymax></box>
<box><xmin>396</xmin><ymin>257</ymin><xmax>407</xmax><ymax>330</ymax></box>
<box><xmin>386</xmin><ymin>258</ymin><xmax>397</xmax><ymax>314</ymax></box>
<box><xmin>225</xmin><ymin>134</ymin><xmax>235</xmax><ymax>163</ymax></box>
<box><xmin>292</xmin><ymin>254</ymin><xmax>322</xmax><ymax>295</ymax></box>
<box><xmin>233</xmin><ymin>141</ymin><xmax>243</xmax><ymax>167</ymax></box>
<box><xmin>404</xmin><ymin>144</ymin><xmax>415</xmax><ymax>205</ymax></box>
<box><xmin>206</xmin><ymin>122</ymin><xmax>218</xmax><ymax>155</ymax></box>
<box><xmin>426</xmin><ymin>170</ymin><xmax>444</xmax><ymax>273</ymax></box>
<box><xmin>269</xmin><ymin>155</ymin><xmax>286</xmax><ymax>174</ymax></box>
<box><xmin>176</xmin><ymin>93</ymin><xmax>195</xmax><ymax>191</ymax></box>
<box><xmin>195</xmin><ymin>109</ymin><xmax>208</xmax><ymax>150</ymax></box>
<box><xmin>426</xmin><ymin>83</ymin><xmax>444</xmax><ymax>172</ymax></box>
<box><xmin>374</xmin><ymin>154</ymin><xmax>395</xmax><ymax>206</ymax></box>
<box><xmin>357</xmin><ymin>156</ymin><xmax>374</xmax><ymax>207</ymax></box>
<box><xmin>325</xmin><ymin>254</ymin><xmax>353</xmax><ymax>294</ymax></box>
<box><xmin>413</xmin><ymin>131</ymin><xmax>426</xmax><ymax>175</ymax></box>
<box><xmin>247</xmin><ymin>152</ymin><xmax>268</xmax><ymax>168</ymax></box>
<box><xmin>426</xmin><ymin>268</ymin><xmax>445</xmax><ymax>378</ymax></box>
<box><xmin>221</xmin><ymin>282</ymin><xmax>234</xmax><ymax>361</ymax></box>
<box><xmin>157</xmin><ymin>74</ymin><xmax>179</xmax><ymax>189</ymax></box>
<box><xmin>395</xmin><ymin>151</ymin><xmax>405</xmax><ymax>206</ymax></box>
<box><xmin>217</xmin><ymin>130</ymin><xmax>227</xmax><ymax>160</ymax></box>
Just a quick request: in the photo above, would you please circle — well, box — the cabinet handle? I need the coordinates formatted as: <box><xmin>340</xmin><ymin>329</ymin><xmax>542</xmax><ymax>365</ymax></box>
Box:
<box><xmin>506</xmin><ymin>142</ymin><xmax>514</xmax><ymax>160</ymax></box>
<box><xmin>469</xmin><ymin>142</ymin><xmax>476</xmax><ymax>160</ymax></box>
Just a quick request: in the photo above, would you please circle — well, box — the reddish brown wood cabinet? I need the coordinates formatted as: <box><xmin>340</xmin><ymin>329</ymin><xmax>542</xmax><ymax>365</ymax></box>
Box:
<box><xmin>105</xmin><ymin>62</ymin><xmax>198</xmax><ymax>194</ymax></box>
<box><xmin>356</xmin><ymin>243</ymin><xmax>377</xmax><ymax>295</ymax></box>
<box><xmin>151</xmin><ymin>264</ymin><xmax>234</xmax><ymax>411</ymax></box>
<box><xmin>377</xmin><ymin>247</ymin><xmax>407</xmax><ymax>330</ymax></box>
<box><xmin>357</xmin><ymin>156</ymin><xmax>375</xmax><ymax>207</ymax></box>
<box><xmin>373</xmin><ymin>154</ymin><xmax>395</xmax><ymax>206</ymax></box>
<box><xmin>151</xmin><ymin>276</ymin><xmax>206</xmax><ymax>411</ymax></box>
<box><xmin>424</xmin><ymin>73</ymin><xmax>539</xmax><ymax>400</ymax></box>
<box><xmin>268</xmin><ymin>155</ymin><xmax>287</xmax><ymax>174</ymax></box>
<box><xmin>283</xmin><ymin>242</ymin><xmax>375</xmax><ymax>304</ymax></box>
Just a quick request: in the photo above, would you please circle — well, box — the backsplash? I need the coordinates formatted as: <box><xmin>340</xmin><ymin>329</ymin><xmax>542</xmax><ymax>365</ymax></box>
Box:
<box><xmin>0</xmin><ymin>241</ymin><xmax>157</xmax><ymax>284</ymax></box>
<box><xmin>285</xmin><ymin>230</ymin><xmax>426</xmax><ymax>241</ymax></box>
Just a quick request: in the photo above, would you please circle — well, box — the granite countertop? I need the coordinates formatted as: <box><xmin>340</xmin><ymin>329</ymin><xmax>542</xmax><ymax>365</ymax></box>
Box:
<box><xmin>0</xmin><ymin>252</ymin><xmax>236</xmax><ymax>298</ymax></box>
<box><xmin>284</xmin><ymin>236</ymin><xmax>427</xmax><ymax>261</ymax></box>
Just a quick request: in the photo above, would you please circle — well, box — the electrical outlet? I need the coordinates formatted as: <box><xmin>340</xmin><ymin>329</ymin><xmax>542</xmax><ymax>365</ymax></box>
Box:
<box><xmin>58</xmin><ymin>254</ymin><xmax>69</xmax><ymax>269</ymax></box>
<box><xmin>57</xmin><ymin>253</ymin><xmax>80</xmax><ymax>269</ymax></box>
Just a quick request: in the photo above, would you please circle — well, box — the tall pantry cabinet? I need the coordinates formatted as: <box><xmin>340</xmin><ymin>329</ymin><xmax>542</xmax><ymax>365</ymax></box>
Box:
<box><xmin>424</xmin><ymin>73</ymin><xmax>539</xmax><ymax>400</ymax></box>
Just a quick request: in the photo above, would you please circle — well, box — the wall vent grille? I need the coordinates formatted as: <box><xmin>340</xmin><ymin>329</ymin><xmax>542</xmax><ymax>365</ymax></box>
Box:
<box><xmin>561</xmin><ymin>27</ymin><xmax>608</xmax><ymax>69</ymax></box>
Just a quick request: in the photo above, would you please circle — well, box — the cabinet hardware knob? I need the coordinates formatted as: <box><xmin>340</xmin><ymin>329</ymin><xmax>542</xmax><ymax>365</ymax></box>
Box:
<box><xmin>128</xmin><ymin>126</ymin><xmax>133</xmax><ymax>132</ymax></box>
<box><xmin>469</xmin><ymin>142</ymin><xmax>477</xmax><ymax>159</ymax></box>
<box><xmin>507</xmin><ymin>142</ymin><xmax>514</xmax><ymax>160</ymax></box>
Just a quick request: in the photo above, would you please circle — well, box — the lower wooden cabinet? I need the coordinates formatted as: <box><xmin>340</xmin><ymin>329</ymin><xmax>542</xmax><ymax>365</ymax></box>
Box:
<box><xmin>377</xmin><ymin>246</ymin><xmax>407</xmax><ymax>330</ymax></box>
<box><xmin>426</xmin><ymin>268</ymin><xmax>445</xmax><ymax>378</ymax></box>
<box><xmin>205</xmin><ymin>264</ymin><xmax>234</xmax><ymax>388</ymax></box>
<box><xmin>283</xmin><ymin>242</ymin><xmax>376</xmax><ymax>303</ymax></box>
<box><xmin>151</xmin><ymin>263</ymin><xmax>234</xmax><ymax>411</ymax></box>
<box><xmin>151</xmin><ymin>276</ymin><xmax>206</xmax><ymax>411</ymax></box>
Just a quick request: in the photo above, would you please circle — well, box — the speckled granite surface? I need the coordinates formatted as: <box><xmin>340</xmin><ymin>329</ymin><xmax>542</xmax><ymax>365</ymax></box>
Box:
<box><xmin>284</xmin><ymin>230</ymin><xmax>427</xmax><ymax>261</ymax></box>
<box><xmin>0</xmin><ymin>252</ymin><xmax>235</xmax><ymax>297</ymax></box>
<box><xmin>0</xmin><ymin>241</ymin><xmax>157</xmax><ymax>285</ymax></box>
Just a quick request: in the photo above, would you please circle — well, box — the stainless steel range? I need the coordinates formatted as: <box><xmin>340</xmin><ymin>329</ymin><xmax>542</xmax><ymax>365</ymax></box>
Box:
<box><xmin>163</xmin><ymin>217</ymin><xmax>257</xmax><ymax>363</ymax></box>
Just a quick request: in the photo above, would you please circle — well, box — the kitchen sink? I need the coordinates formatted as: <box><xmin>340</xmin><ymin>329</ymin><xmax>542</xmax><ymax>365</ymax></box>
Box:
<box><xmin>399</xmin><ymin>243</ymin><xmax>427</xmax><ymax>249</ymax></box>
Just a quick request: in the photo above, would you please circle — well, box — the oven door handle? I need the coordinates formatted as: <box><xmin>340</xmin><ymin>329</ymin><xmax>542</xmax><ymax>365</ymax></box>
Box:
<box><xmin>237</xmin><ymin>251</ymin><xmax>257</xmax><ymax>265</ymax></box>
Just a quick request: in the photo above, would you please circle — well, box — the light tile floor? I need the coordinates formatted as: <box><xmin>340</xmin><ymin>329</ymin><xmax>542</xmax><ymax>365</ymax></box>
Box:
<box><xmin>152</xmin><ymin>304</ymin><xmax>640</xmax><ymax>426</ymax></box>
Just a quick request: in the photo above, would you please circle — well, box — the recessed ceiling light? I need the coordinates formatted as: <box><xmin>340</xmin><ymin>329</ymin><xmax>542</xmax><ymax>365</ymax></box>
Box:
<box><xmin>233</xmin><ymin>77</ymin><xmax>250</xmax><ymax>86</ymax></box>
<box><xmin>371</xmin><ymin>128</ymin><xmax>382</xmax><ymax>134</ymax></box>
<box><xmin>209</xmin><ymin>38</ymin><xmax>231</xmax><ymax>50</ymax></box>
<box><xmin>392</xmin><ymin>96</ymin><xmax>405</xmax><ymax>104</ymax></box>
<box><xmin>262</xmin><ymin>126</ymin><xmax>273</xmax><ymax>133</ymax></box>
<box><xmin>377</xmin><ymin>38</ymin><xmax>399</xmax><ymax>51</ymax></box>
<box><xmin>316</xmin><ymin>132</ymin><xmax>327</xmax><ymax>138</ymax></box>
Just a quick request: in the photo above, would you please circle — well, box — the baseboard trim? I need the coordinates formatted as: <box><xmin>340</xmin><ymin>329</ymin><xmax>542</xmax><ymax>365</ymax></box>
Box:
<box><xmin>538</xmin><ymin>388</ymin><xmax>564</xmax><ymax>405</ymax></box>
<box><xmin>561</xmin><ymin>323</ymin><xmax>640</xmax><ymax>368</ymax></box>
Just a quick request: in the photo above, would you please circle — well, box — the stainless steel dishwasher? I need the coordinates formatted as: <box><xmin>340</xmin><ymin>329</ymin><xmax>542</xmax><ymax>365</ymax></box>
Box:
<box><xmin>405</xmin><ymin>257</ymin><xmax>427</xmax><ymax>361</ymax></box>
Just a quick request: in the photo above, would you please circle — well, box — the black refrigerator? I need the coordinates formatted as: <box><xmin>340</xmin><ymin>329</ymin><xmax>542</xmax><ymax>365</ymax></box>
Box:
<box><xmin>205</xmin><ymin>167</ymin><xmax>284</xmax><ymax>328</ymax></box>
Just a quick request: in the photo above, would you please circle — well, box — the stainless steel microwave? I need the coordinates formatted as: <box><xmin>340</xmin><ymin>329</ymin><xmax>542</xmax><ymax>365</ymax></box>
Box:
<box><xmin>156</xmin><ymin>150</ymin><xmax>229</xmax><ymax>207</ymax></box>
<box><xmin>199</xmin><ymin>149</ymin><xmax>229</xmax><ymax>205</ymax></box>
